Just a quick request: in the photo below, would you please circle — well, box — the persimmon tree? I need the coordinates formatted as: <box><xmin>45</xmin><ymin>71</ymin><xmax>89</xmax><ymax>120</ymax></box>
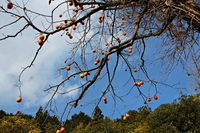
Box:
<box><xmin>1</xmin><ymin>0</ymin><xmax>200</xmax><ymax>129</ymax></box>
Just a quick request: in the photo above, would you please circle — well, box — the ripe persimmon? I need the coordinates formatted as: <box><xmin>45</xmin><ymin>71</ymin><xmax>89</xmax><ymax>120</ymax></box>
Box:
<box><xmin>91</xmin><ymin>4</ymin><xmax>95</xmax><ymax>8</ymax></box>
<box><xmin>98</xmin><ymin>19</ymin><xmax>103</xmax><ymax>23</ymax></box>
<box><xmin>65</xmin><ymin>28</ymin><xmax>69</xmax><ymax>31</ymax></box>
<box><xmin>125</xmin><ymin>113</ymin><xmax>130</xmax><ymax>118</ymax></box>
<box><xmin>147</xmin><ymin>97</ymin><xmax>151</xmax><ymax>102</ymax></box>
<box><xmin>134</xmin><ymin>82</ymin><xmax>138</xmax><ymax>86</ymax></box>
<box><xmin>178</xmin><ymin>22</ymin><xmax>183</xmax><ymax>27</ymax></box>
<box><xmin>74</xmin><ymin>7</ymin><xmax>79</xmax><ymax>13</ymax></box>
<box><xmin>66</xmin><ymin>65</ymin><xmax>70</xmax><ymax>71</ymax></box>
<box><xmin>123</xmin><ymin>116</ymin><xmax>127</xmax><ymax>120</ymax></box>
<box><xmin>69</xmin><ymin>35</ymin><xmax>73</xmax><ymax>39</ymax></box>
<box><xmin>103</xmin><ymin>97</ymin><xmax>107</xmax><ymax>104</ymax></box>
<box><xmin>68</xmin><ymin>1</ymin><xmax>73</xmax><ymax>6</ymax></box>
<box><xmin>117</xmin><ymin>37</ymin><xmax>121</xmax><ymax>43</ymax></box>
<box><xmin>133</xmin><ymin>68</ymin><xmax>137</xmax><ymax>72</ymax></box>
<box><xmin>59</xmin><ymin>14</ymin><xmax>62</xmax><ymax>18</ymax></box>
<box><xmin>105</xmin><ymin>42</ymin><xmax>109</xmax><ymax>46</ymax></box>
<box><xmin>121</xmin><ymin>15</ymin><xmax>125</xmax><ymax>20</ymax></box>
<box><xmin>80</xmin><ymin>20</ymin><xmax>85</xmax><ymax>25</ymax></box>
<box><xmin>123</xmin><ymin>114</ymin><xmax>130</xmax><ymax>120</ymax></box>
<box><xmin>56</xmin><ymin>130</ymin><xmax>60</xmax><ymax>133</ymax></box>
<box><xmin>103</xmin><ymin>97</ymin><xmax>107</xmax><ymax>101</ymax></box>
<box><xmin>131</xmin><ymin>2</ymin><xmax>136</xmax><ymax>5</ymax></box>
<box><xmin>101</xmin><ymin>51</ymin><xmax>104</xmax><ymax>55</ymax></box>
<box><xmin>60</xmin><ymin>127</ymin><xmax>65</xmax><ymax>132</ymax></box>
<box><xmin>38</xmin><ymin>39</ymin><xmax>44</xmax><ymax>46</ymax></box>
<box><xmin>55</xmin><ymin>25</ymin><xmax>60</xmax><ymax>29</ymax></box>
<box><xmin>39</xmin><ymin>34</ymin><xmax>45</xmax><ymax>40</ymax></box>
<box><xmin>96</xmin><ymin>58</ymin><xmax>100</xmax><ymax>63</ymax></box>
<box><xmin>80</xmin><ymin>73</ymin><xmax>84</xmax><ymax>78</ymax></box>
<box><xmin>177</xmin><ymin>30</ymin><xmax>182</xmax><ymax>34</ymax></box>
<box><xmin>72</xmin><ymin>25</ymin><xmax>76</xmax><ymax>30</ymax></box>
<box><xmin>92</xmin><ymin>49</ymin><xmax>96</xmax><ymax>53</ymax></box>
<box><xmin>68</xmin><ymin>20</ymin><xmax>73</xmax><ymax>25</ymax></box>
<box><xmin>120</xmin><ymin>22</ymin><xmax>124</xmax><ymax>26</ymax></box>
<box><xmin>84</xmin><ymin>71</ymin><xmax>88</xmax><ymax>76</ymax></box>
<box><xmin>7</xmin><ymin>2</ymin><xmax>13</xmax><ymax>9</ymax></box>
<box><xmin>66</xmin><ymin>32</ymin><xmax>71</xmax><ymax>36</ymax></box>
<box><xmin>139</xmin><ymin>81</ymin><xmax>144</xmax><ymax>85</ymax></box>
<box><xmin>79</xmin><ymin>5</ymin><xmax>84</xmax><ymax>10</ymax></box>
<box><xmin>123</xmin><ymin>31</ymin><xmax>126</xmax><ymax>36</ymax></box>
<box><xmin>94</xmin><ymin>61</ymin><xmax>98</xmax><ymax>65</ymax></box>
<box><xmin>128</xmin><ymin>49</ymin><xmax>132</xmax><ymax>53</ymax></box>
<box><xmin>154</xmin><ymin>95</ymin><xmax>158</xmax><ymax>100</ymax></box>
<box><xmin>98</xmin><ymin>16</ymin><xmax>103</xmax><ymax>20</ymax></box>
<box><xmin>16</xmin><ymin>96</ymin><xmax>22</xmax><ymax>103</ymax></box>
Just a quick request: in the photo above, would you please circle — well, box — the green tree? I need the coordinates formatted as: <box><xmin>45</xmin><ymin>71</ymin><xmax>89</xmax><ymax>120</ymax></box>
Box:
<box><xmin>91</xmin><ymin>106</ymin><xmax>104</xmax><ymax>125</ymax></box>
<box><xmin>64</xmin><ymin>111</ymin><xmax>91</xmax><ymax>132</ymax></box>
<box><xmin>83</xmin><ymin>117</ymin><xmax>125</xmax><ymax>133</ymax></box>
<box><xmin>0</xmin><ymin>113</ymin><xmax>41</xmax><ymax>133</ymax></box>
<box><xmin>35</xmin><ymin>106</ymin><xmax>60</xmax><ymax>133</ymax></box>
<box><xmin>16</xmin><ymin>111</ymin><xmax>34</xmax><ymax>120</ymax></box>
<box><xmin>0</xmin><ymin>110</ymin><xmax>7</xmax><ymax>119</ymax></box>
<box><xmin>147</xmin><ymin>94</ymin><xmax>200</xmax><ymax>133</ymax></box>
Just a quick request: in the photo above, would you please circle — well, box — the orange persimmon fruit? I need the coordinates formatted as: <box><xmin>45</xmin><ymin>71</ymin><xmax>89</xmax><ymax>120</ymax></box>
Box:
<box><xmin>59</xmin><ymin>14</ymin><xmax>62</xmax><ymax>18</ymax></box>
<box><xmin>91</xmin><ymin>4</ymin><xmax>95</xmax><ymax>8</ymax></box>
<box><xmin>125</xmin><ymin>113</ymin><xmax>130</xmax><ymax>118</ymax></box>
<box><xmin>154</xmin><ymin>95</ymin><xmax>158</xmax><ymax>100</ymax></box>
<box><xmin>123</xmin><ymin>31</ymin><xmax>126</xmax><ymax>36</ymax></box>
<box><xmin>128</xmin><ymin>49</ymin><xmax>132</xmax><ymax>53</ymax></box>
<box><xmin>120</xmin><ymin>22</ymin><xmax>124</xmax><ymax>26</ymax></box>
<box><xmin>79</xmin><ymin>5</ymin><xmax>84</xmax><ymax>10</ymax></box>
<box><xmin>147</xmin><ymin>97</ymin><xmax>151</xmax><ymax>102</ymax></box>
<box><xmin>39</xmin><ymin>34</ymin><xmax>45</xmax><ymax>40</ymax></box>
<box><xmin>105</xmin><ymin>42</ymin><xmax>109</xmax><ymax>46</ymax></box>
<box><xmin>68</xmin><ymin>1</ymin><xmax>73</xmax><ymax>6</ymax></box>
<box><xmin>80</xmin><ymin>73</ymin><xmax>84</xmax><ymax>78</ymax></box>
<box><xmin>92</xmin><ymin>49</ymin><xmax>96</xmax><ymax>53</ymax></box>
<box><xmin>74</xmin><ymin>7</ymin><xmax>79</xmax><ymax>13</ymax></box>
<box><xmin>55</xmin><ymin>25</ymin><xmax>60</xmax><ymax>29</ymax></box>
<box><xmin>38</xmin><ymin>39</ymin><xmax>44</xmax><ymax>46</ymax></box>
<box><xmin>121</xmin><ymin>15</ymin><xmax>125</xmax><ymax>20</ymax></box>
<box><xmin>80</xmin><ymin>20</ymin><xmax>85</xmax><ymax>25</ymax></box>
<box><xmin>66</xmin><ymin>65</ymin><xmax>70</xmax><ymax>71</ymax></box>
<box><xmin>84</xmin><ymin>71</ymin><xmax>88</xmax><ymax>76</ymax></box>
<box><xmin>60</xmin><ymin>127</ymin><xmax>65</xmax><ymax>132</ymax></box>
<box><xmin>7</xmin><ymin>2</ymin><xmax>13</xmax><ymax>9</ymax></box>
<box><xmin>16</xmin><ymin>96</ymin><xmax>22</xmax><ymax>103</ymax></box>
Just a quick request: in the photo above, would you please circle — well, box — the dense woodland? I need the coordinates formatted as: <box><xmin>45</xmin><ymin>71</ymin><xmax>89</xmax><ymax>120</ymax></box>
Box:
<box><xmin>0</xmin><ymin>93</ymin><xmax>200</xmax><ymax>133</ymax></box>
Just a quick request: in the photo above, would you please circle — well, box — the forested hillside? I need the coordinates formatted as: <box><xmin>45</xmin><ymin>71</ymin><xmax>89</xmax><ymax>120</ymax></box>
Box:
<box><xmin>0</xmin><ymin>93</ymin><xmax>200</xmax><ymax>133</ymax></box>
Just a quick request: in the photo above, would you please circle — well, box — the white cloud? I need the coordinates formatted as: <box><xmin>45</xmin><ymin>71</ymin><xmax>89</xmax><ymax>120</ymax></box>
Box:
<box><xmin>0</xmin><ymin>0</ymin><xmax>82</xmax><ymax>112</ymax></box>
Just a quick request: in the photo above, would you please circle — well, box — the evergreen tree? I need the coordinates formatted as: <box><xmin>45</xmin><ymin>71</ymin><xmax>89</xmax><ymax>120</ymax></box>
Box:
<box><xmin>0</xmin><ymin>110</ymin><xmax>7</xmax><ymax>119</ymax></box>
<box><xmin>35</xmin><ymin>106</ymin><xmax>60</xmax><ymax>132</ymax></box>
<box><xmin>91</xmin><ymin>106</ymin><xmax>104</xmax><ymax>125</ymax></box>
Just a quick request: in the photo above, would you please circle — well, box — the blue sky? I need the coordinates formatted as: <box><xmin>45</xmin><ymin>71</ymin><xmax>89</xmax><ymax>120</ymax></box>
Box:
<box><xmin>0</xmin><ymin>0</ymin><xmax>196</xmax><ymax>121</ymax></box>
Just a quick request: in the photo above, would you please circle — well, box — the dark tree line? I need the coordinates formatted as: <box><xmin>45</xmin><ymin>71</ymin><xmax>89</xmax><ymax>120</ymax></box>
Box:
<box><xmin>0</xmin><ymin>93</ymin><xmax>200</xmax><ymax>132</ymax></box>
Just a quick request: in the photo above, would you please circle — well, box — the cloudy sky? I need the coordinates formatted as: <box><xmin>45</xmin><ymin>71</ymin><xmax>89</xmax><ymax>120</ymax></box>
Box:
<box><xmin>0</xmin><ymin>0</ymin><xmax>194</xmax><ymax>120</ymax></box>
